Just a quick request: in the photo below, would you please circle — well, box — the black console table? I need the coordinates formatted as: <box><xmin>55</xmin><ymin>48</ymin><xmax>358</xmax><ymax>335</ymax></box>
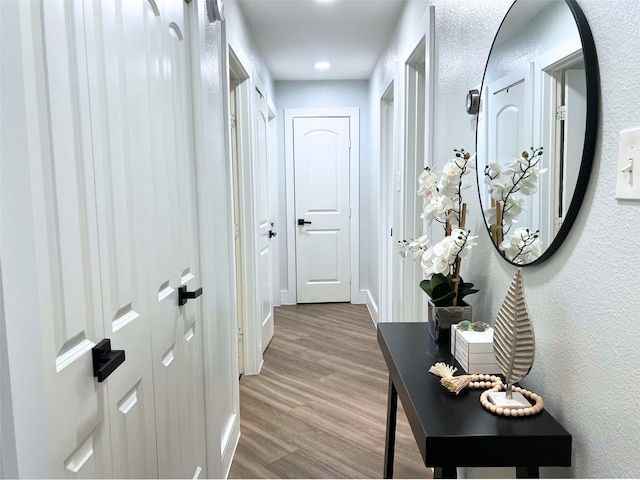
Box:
<box><xmin>377</xmin><ymin>322</ymin><xmax>571</xmax><ymax>479</ymax></box>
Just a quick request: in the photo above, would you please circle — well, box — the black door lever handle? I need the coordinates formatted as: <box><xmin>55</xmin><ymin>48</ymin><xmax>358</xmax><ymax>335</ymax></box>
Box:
<box><xmin>178</xmin><ymin>285</ymin><xmax>203</xmax><ymax>306</ymax></box>
<box><xmin>93</xmin><ymin>339</ymin><xmax>125</xmax><ymax>382</ymax></box>
<box><xmin>297</xmin><ymin>218</ymin><xmax>312</xmax><ymax>226</ymax></box>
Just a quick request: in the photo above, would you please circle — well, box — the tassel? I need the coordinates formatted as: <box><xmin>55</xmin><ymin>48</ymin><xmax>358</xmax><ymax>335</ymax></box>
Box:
<box><xmin>441</xmin><ymin>375</ymin><xmax>474</xmax><ymax>395</ymax></box>
<box><xmin>428</xmin><ymin>362</ymin><xmax>457</xmax><ymax>379</ymax></box>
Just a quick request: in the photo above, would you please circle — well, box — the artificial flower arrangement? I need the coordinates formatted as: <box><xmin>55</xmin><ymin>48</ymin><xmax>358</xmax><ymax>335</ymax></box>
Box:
<box><xmin>483</xmin><ymin>147</ymin><xmax>546</xmax><ymax>264</ymax></box>
<box><xmin>399</xmin><ymin>149</ymin><xmax>479</xmax><ymax>307</ymax></box>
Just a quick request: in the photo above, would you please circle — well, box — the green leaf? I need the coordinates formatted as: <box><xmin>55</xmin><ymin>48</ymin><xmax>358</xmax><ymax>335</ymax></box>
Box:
<box><xmin>430</xmin><ymin>282</ymin><xmax>456</xmax><ymax>307</ymax></box>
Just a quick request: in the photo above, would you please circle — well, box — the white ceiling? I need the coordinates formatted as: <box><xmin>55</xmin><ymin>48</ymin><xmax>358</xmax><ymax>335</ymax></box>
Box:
<box><xmin>235</xmin><ymin>0</ymin><xmax>407</xmax><ymax>81</ymax></box>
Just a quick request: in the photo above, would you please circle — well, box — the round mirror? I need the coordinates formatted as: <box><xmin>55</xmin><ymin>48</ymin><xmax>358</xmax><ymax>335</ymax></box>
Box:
<box><xmin>475</xmin><ymin>0</ymin><xmax>598</xmax><ymax>265</ymax></box>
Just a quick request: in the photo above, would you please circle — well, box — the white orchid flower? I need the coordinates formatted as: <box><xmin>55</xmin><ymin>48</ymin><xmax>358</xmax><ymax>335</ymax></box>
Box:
<box><xmin>499</xmin><ymin>228</ymin><xmax>542</xmax><ymax>264</ymax></box>
<box><xmin>418</xmin><ymin>168</ymin><xmax>438</xmax><ymax>198</ymax></box>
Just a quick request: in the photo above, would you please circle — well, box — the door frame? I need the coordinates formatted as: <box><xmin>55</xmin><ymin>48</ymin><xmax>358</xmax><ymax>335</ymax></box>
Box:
<box><xmin>267</xmin><ymin>99</ymin><xmax>280</xmax><ymax>308</ymax></box>
<box><xmin>380</xmin><ymin>7</ymin><xmax>435</xmax><ymax>323</ymax></box>
<box><xmin>225</xmin><ymin>40</ymin><xmax>265</xmax><ymax>376</ymax></box>
<box><xmin>227</xmin><ymin>47</ymin><xmax>251</xmax><ymax>376</ymax></box>
<box><xmin>402</xmin><ymin>39</ymin><xmax>428</xmax><ymax>324</ymax></box>
<box><xmin>283</xmin><ymin>107</ymin><xmax>362</xmax><ymax>305</ymax></box>
<box><xmin>379</xmin><ymin>79</ymin><xmax>395</xmax><ymax>324</ymax></box>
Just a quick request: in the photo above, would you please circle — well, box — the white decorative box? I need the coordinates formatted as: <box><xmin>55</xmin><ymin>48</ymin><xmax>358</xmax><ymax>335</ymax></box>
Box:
<box><xmin>450</xmin><ymin>324</ymin><xmax>501</xmax><ymax>374</ymax></box>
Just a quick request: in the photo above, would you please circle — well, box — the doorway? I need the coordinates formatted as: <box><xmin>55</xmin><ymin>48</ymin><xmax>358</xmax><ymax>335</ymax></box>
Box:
<box><xmin>284</xmin><ymin>108</ymin><xmax>361</xmax><ymax>304</ymax></box>
<box><xmin>228</xmin><ymin>48</ymin><xmax>250</xmax><ymax>374</ymax></box>
<box><xmin>400</xmin><ymin>38</ymin><xmax>428</xmax><ymax>323</ymax></box>
<box><xmin>380</xmin><ymin>81</ymin><xmax>396</xmax><ymax>323</ymax></box>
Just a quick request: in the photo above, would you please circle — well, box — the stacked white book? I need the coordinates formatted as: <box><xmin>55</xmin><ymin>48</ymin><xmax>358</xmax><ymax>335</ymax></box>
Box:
<box><xmin>450</xmin><ymin>324</ymin><xmax>501</xmax><ymax>374</ymax></box>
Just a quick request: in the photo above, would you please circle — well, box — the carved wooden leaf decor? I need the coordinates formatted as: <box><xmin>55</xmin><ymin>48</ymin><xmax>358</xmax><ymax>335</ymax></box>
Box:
<box><xmin>493</xmin><ymin>268</ymin><xmax>535</xmax><ymax>385</ymax></box>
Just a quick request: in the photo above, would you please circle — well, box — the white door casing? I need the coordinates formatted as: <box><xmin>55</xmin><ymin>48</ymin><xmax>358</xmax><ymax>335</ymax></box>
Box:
<box><xmin>227</xmin><ymin>43</ymin><xmax>265</xmax><ymax>375</ymax></box>
<box><xmin>380</xmin><ymin>80</ymin><xmax>395</xmax><ymax>323</ymax></box>
<box><xmin>293</xmin><ymin>116</ymin><xmax>351</xmax><ymax>303</ymax></box>
<box><xmin>230</xmin><ymin>82</ymin><xmax>245</xmax><ymax>374</ymax></box>
<box><xmin>267</xmin><ymin>101</ymin><xmax>281</xmax><ymax>308</ymax></box>
<box><xmin>400</xmin><ymin>37</ymin><xmax>428</xmax><ymax>324</ymax></box>
<box><xmin>253</xmin><ymin>81</ymin><xmax>275</xmax><ymax>351</ymax></box>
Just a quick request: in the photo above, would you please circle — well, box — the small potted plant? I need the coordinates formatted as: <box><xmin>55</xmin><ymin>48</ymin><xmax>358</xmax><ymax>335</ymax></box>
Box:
<box><xmin>400</xmin><ymin>149</ymin><xmax>479</xmax><ymax>343</ymax></box>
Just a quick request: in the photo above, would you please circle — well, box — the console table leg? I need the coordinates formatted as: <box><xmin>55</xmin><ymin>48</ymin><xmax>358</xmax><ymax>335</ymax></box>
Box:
<box><xmin>516</xmin><ymin>466</ymin><xmax>539</xmax><ymax>478</ymax></box>
<box><xmin>434</xmin><ymin>466</ymin><xmax>457</xmax><ymax>478</ymax></box>
<box><xmin>383</xmin><ymin>377</ymin><xmax>397</xmax><ymax>479</ymax></box>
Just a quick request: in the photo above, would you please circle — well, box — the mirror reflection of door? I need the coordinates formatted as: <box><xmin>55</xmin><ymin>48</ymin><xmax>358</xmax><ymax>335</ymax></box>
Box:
<box><xmin>485</xmin><ymin>65</ymin><xmax>537</xmax><ymax>237</ymax></box>
<box><xmin>537</xmin><ymin>45</ymin><xmax>585</xmax><ymax>248</ymax></box>
<box><xmin>553</xmin><ymin>60</ymin><xmax>587</xmax><ymax>236</ymax></box>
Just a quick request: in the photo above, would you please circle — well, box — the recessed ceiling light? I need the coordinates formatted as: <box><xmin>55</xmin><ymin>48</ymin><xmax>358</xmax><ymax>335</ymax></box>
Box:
<box><xmin>314</xmin><ymin>61</ymin><xmax>331</xmax><ymax>70</ymax></box>
<box><xmin>316</xmin><ymin>0</ymin><xmax>335</xmax><ymax>3</ymax></box>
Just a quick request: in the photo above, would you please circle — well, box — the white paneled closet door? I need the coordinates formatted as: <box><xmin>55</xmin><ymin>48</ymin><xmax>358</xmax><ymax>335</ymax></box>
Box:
<box><xmin>147</xmin><ymin>0</ymin><xmax>208</xmax><ymax>478</ymax></box>
<box><xmin>19</xmin><ymin>1</ymin><xmax>112</xmax><ymax>476</ymax></box>
<box><xmin>83</xmin><ymin>0</ymin><xmax>162</xmax><ymax>477</ymax></box>
<box><xmin>14</xmin><ymin>0</ymin><xmax>207</xmax><ymax>477</ymax></box>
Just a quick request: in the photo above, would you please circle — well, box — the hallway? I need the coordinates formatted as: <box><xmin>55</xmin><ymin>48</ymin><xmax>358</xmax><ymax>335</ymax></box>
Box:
<box><xmin>228</xmin><ymin>303</ymin><xmax>430</xmax><ymax>479</ymax></box>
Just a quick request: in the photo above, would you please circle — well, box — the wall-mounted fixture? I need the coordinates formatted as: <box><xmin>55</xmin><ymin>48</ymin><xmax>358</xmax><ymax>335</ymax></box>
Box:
<box><xmin>207</xmin><ymin>0</ymin><xmax>224</xmax><ymax>22</ymax></box>
<box><xmin>466</xmin><ymin>89</ymin><xmax>480</xmax><ymax>114</ymax></box>
<box><xmin>616</xmin><ymin>127</ymin><xmax>640</xmax><ymax>199</ymax></box>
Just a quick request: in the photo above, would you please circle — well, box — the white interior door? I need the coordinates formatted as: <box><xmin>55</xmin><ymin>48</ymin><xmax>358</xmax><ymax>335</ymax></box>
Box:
<box><xmin>293</xmin><ymin>116</ymin><xmax>351</xmax><ymax>303</ymax></box>
<box><xmin>254</xmin><ymin>84</ymin><xmax>275</xmax><ymax>351</ymax></box>
<box><xmin>16</xmin><ymin>2</ymin><xmax>111</xmax><ymax>476</ymax></box>
<box><xmin>83</xmin><ymin>0</ymin><xmax>161</xmax><ymax>476</ymax></box>
<box><xmin>147</xmin><ymin>1</ymin><xmax>207</xmax><ymax>477</ymax></box>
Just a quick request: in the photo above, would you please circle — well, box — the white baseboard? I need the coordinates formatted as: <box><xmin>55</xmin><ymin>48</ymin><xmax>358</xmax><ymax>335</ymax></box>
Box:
<box><xmin>221</xmin><ymin>413</ymin><xmax>240</xmax><ymax>479</ymax></box>
<box><xmin>364</xmin><ymin>289</ymin><xmax>379</xmax><ymax>324</ymax></box>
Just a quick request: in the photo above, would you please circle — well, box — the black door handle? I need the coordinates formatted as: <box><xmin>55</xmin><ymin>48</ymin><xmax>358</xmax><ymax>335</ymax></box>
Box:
<box><xmin>178</xmin><ymin>285</ymin><xmax>203</xmax><ymax>306</ymax></box>
<box><xmin>297</xmin><ymin>218</ymin><xmax>312</xmax><ymax>226</ymax></box>
<box><xmin>92</xmin><ymin>339</ymin><xmax>125</xmax><ymax>382</ymax></box>
<box><xmin>269</xmin><ymin>230</ymin><xmax>277</xmax><ymax>238</ymax></box>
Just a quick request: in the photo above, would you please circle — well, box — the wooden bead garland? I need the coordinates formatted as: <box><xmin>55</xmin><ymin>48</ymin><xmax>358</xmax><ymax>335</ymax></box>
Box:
<box><xmin>479</xmin><ymin>383</ymin><xmax>544</xmax><ymax>417</ymax></box>
<box><xmin>429</xmin><ymin>362</ymin><xmax>544</xmax><ymax>417</ymax></box>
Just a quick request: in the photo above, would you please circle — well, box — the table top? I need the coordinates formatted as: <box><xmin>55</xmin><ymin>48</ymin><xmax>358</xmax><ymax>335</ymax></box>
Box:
<box><xmin>377</xmin><ymin>322</ymin><xmax>572</xmax><ymax>469</ymax></box>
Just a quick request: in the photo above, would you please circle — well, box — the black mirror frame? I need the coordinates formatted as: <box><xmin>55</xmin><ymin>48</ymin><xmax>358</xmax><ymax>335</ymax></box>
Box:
<box><xmin>475</xmin><ymin>0</ymin><xmax>600</xmax><ymax>266</ymax></box>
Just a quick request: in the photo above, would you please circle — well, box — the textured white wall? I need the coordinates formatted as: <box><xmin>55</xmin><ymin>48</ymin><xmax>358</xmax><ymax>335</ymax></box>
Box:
<box><xmin>191</xmin><ymin>0</ymin><xmax>275</xmax><ymax>475</ymax></box>
<box><xmin>366</xmin><ymin>0</ymin><xmax>640</xmax><ymax>477</ymax></box>
<box><xmin>225</xmin><ymin>0</ymin><xmax>274</xmax><ymax>96</ymax></box>
<box><xmin>274</xmin><ymin>80</ymin><xmax>370</xmax><ymax>301</ymax></box>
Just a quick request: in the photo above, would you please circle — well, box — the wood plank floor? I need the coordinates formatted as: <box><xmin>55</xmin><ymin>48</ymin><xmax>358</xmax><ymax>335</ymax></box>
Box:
<box><xmin>228</xmin><ymin>303</ymin><xmax>431</xmax><ymax>479</ymax></box>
